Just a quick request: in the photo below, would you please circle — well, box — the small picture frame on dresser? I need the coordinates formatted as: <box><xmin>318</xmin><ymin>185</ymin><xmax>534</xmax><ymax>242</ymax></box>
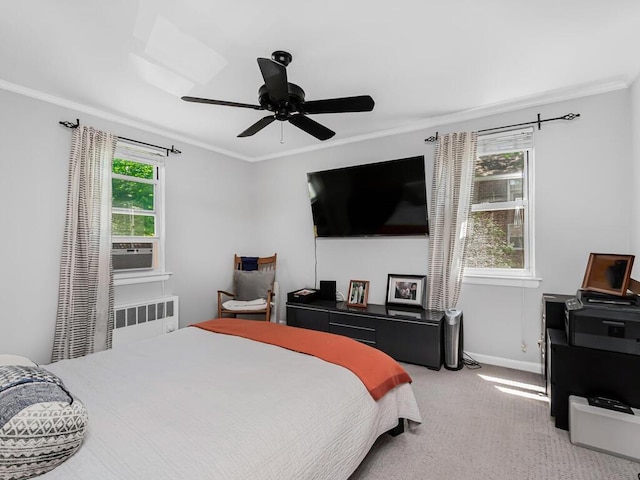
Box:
<box><xmin>386</xmin><ymin>274</ymin><xmax>426</xmax><ymax>308</ymax></box>
<box><xmin>346</xmin><ymin>280</ymin><xmax>369</xmax><ymax>308</ymax></box>
<box><xmin>581</xmin><ymin>253</ymin><xmax>635</xmax><ymax>297</ymax></box>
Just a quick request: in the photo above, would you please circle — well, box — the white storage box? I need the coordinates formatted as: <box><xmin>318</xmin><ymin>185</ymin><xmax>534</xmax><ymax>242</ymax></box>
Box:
<box><xmin>569</xmin><ymin>395</ymin><xmax>640</xmax><ymax>462</ymax></box>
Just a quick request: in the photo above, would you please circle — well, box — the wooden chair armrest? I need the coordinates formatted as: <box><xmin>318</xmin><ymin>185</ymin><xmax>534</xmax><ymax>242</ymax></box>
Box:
<box><xmin>267</xmin><ymin>289</ymin><xmax>278</xmax><ymax>303</ymax></box>
<box><xmin>217</xmin><ymin>290</ymin><xmax>235</xmax><ymax>318</ymax></box>
<box><xmin>218</xmin><ymin>290</ymin><xmax>235</xmax><ymax>301</ymax></box>
<box><xmin>265</xmin><ymin>289</ymin><xmax>274</xmax><ymax>323</ymax></box>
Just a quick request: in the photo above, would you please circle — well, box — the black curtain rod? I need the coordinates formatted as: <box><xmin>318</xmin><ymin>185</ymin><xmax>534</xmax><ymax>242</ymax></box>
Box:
<box><xmin>59</xmin><ymin>119</ymin><xmax>181</xmax><ymax>156</ymax></box>
<box><xmin>423</xmin><ymin>112</ymin><xmax>581</xmax><ymax>143</ymax></box>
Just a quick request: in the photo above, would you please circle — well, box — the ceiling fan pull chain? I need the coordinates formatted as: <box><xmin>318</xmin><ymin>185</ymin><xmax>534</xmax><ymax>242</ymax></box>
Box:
<box><xmin>280</xmin><ymin>122</ymin><xmax>285</xmax><ymax>144</ymax></box>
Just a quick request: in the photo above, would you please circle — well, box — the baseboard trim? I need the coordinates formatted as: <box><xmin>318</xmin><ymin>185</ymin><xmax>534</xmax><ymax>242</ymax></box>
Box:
<box><xmin>465</xmin><ymin>352</ymin><xmax>542</xmax><ymax>374</ymax></box>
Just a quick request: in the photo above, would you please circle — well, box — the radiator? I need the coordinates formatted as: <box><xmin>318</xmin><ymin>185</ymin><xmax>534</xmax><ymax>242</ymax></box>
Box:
<box><xmin>112</xmin><ymin>296</ymin><xmax>179</xmax><ymax>348</ymax></box>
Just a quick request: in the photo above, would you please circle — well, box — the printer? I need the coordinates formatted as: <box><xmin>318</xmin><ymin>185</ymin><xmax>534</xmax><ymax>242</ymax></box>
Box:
<box><xmin>565</xmin><ymin>290</ymin><xmax>640</xmax><ymax>355</ymax></box>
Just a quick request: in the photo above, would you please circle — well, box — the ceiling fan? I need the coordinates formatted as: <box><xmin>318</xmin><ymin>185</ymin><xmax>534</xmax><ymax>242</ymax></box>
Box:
<box><xmin>181</xmin><ymin>50</ymin><xmax>375</xmax><ymax>141</ymax></box>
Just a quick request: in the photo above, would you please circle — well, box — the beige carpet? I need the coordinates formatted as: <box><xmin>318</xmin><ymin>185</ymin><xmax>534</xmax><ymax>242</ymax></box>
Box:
<box><xmin>350</xmin><ymin>362</ymin><xmax>640</xmax><ymax>480</ymax></box>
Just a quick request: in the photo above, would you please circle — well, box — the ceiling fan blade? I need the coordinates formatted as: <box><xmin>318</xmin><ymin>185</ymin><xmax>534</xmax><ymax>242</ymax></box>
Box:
<box><xmin>257</xmin><ymin>58</ymin><xmax>289</xmax><ymax>103</ymax></box>
<box><xmin>289</xmin><ymin>115</ymin><xmax>335</xmax><ymax>141</ymax></box>
<box><xmin>301</xmin><ymin>95</ymin><xmax>375</xmax><ymax>114</ymax></box>
<box><xmin>237</xmin><ymin>115</ymin><xmax>276</xmax><ymax>137</ymax></box>
<box><xmin>181</xmin><ymin>96</ymin><xmax>263</xmax><ymax>110</ymax></box>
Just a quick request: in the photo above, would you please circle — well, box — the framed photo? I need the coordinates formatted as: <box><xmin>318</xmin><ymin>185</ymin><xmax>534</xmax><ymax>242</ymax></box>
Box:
<box><xmin>581</xmin><ymin>253</ymin><xmax>635</xmax><ymax>297</ymax></box>
<box><xmin>347</xmin><ymin>280</ymin><xmax>370</xmax><ymax>308</ymax></box>
<box><xmin>386</xmin><ymin>274</ymin><xmax>426</xmax><ymax>308</ymax></box>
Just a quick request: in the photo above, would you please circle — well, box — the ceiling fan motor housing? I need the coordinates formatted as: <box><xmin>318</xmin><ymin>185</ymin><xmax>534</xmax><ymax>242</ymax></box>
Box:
<box><xmin>258</xmin><ymin>83</ymin><xmax>305</xmax><ymax>120</ymax></box>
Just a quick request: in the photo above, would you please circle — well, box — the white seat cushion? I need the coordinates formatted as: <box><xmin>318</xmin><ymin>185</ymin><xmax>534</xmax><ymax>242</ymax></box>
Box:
<box><xmin>223</xmin><ymin>299</ymin><xmax>267</xmax><ymax>311</ymax></box>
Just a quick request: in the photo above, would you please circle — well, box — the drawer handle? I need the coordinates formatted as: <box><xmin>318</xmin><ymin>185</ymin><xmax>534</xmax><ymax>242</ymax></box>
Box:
<box><xmin>329</xmin><ymin>322</ymin><xmax>375</xmax><ymax>332</ymax></box>
<box><xmin>602</xmin><ymin>320</ymin><xmax>625</xmax><ymax>327</ymax></box>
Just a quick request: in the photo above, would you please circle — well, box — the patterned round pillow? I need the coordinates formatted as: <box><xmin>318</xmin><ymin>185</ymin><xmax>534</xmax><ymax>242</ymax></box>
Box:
<box><xmin>0</xmin><ymin>365</ymin><xmax>88</xmax><ymax>480</ymax></box>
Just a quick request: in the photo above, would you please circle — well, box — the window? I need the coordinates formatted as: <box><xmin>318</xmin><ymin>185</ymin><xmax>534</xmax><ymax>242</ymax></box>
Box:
<box><xmin>111</xmin><ymin>142</ymin><xmax>166</xmax><ymax>280</ymax></box>
<box><xmin>465</xmin><ymin>128</ymin><xmax>535</xmax><ymax>280</ymax></box>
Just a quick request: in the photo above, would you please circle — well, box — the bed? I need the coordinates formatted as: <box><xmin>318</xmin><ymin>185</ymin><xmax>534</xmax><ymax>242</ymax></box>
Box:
<box><xmin>34</xmin><ymin>319</ymin><xmax>422</xmax><ymax>479</ymax></box>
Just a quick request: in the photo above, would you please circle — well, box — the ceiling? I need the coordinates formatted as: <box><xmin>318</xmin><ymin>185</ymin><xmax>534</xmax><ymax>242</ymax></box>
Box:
<box><xmin>2</xmin><ymin>1</ymin><xmax>640</xmax><ymax>162</ymax></box>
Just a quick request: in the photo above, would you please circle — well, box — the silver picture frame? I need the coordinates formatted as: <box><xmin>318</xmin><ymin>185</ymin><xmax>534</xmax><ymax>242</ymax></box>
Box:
<box><xmin>385</xmin><ymin>274</ymin><xmax>426</xmax><ymax>308</ymax></box>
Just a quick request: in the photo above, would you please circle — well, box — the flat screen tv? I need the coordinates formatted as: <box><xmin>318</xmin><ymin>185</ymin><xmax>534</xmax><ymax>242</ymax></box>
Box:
<box><xmin>307</xmin><ymin>156</ymin><xmax>429</xmax><ymax>237</ymax></box>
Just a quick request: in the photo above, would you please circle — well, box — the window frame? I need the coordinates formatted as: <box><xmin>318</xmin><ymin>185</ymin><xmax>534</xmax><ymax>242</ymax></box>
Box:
<box><xmin>111</xmin><ymin>142</ymin><xmax>169</xmax><ymax>285</ymax></box>
<box><xmin>112</xmin><ymin>169</ymin><xmax>158</xmax><ymax>237</ymax></box>
<box><xmin>464</xmin><ymin>128</ymin><xmax>539</xmax><ymax>287</ymax></box>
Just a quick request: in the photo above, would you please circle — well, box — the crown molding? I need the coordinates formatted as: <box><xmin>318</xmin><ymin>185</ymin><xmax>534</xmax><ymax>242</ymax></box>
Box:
<box><xmin>1</xmin><ymin>77</ymin><xmax>629</xmax><ymax>163</ymax></box>
<box><xmin>0</xmin><ymin>79</ymin><xmax>251</xmax><ymax>162</ymax></box>
<box><xmin>251</xmin><ymin>78</ymin><xmax>630</xmax><ymax>161</ymax></box>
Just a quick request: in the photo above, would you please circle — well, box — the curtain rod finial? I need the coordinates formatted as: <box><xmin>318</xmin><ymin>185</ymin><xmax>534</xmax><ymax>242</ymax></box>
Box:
<box><xmin>59</xmin><ymin>118</ymin><xmax>80</xmax><ymax>129</ymax></box>
<box><xmin>424</xmin><ymin>132</ymin><xmax>438</xmax><ymax>143</ymax></box>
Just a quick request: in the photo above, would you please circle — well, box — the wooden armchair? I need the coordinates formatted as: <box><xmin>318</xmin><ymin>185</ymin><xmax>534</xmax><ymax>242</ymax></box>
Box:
<box><xmin>217</xmin><ymin>254</ymin><xmax>277</xmax><ymax>322</ymax></box>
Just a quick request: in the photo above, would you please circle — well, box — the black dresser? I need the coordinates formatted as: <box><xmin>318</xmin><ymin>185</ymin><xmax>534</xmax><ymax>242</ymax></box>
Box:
<box><xmin>286</xmin><ymin>299</ymin><xmax>444</xmax><ymax>370</ymax></box>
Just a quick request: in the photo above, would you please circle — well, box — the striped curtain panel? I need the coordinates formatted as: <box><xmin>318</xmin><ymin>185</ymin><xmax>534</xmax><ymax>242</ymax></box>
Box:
<box><xmin>427</xmin><ymin>132</ymin><xmax>478</xmax><ymax>310</ymax></box>
<box><xmin>52</xmin><ymin>126</ymin><xmax>116</xmax><ymax>362</ymax></box>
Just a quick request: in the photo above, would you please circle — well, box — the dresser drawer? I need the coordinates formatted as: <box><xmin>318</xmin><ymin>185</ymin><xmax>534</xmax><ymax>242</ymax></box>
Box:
<box><xmin>286</xmin><ymin>298</ymin><xmax>445</xmax><ymax>369</ymax></box>
<box><xmin>329</xmin><ymin>312</ymin><xmax>376</xmax><ymax>344</ymax></box>
<box><xmin>286</xmin><ymin>305</ymin><xmax>329</xmax><ymax>332</ymax></box>
<box><xmin>329</xmin><ymin>321</ymin><xmax>376</xmax><ymax>344</ymax></box>
<box><xmin>330</xmin><ymin>312</ymin><xmax>376</xmax><ymax>330</ymax></box>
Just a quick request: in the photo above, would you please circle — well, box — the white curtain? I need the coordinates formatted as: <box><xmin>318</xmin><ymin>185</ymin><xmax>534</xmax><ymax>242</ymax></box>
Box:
<box><xmin>427</xmin><ymin>132</ymin><xmax>478</xmax><ymax>311</ymax></box>
<box><xmin>52</xmin><ymin>126</ymin><xmax>116</xmax><ymax>361</ymax></box>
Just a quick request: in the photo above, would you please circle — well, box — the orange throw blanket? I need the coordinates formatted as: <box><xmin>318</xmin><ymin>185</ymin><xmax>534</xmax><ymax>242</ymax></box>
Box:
<box><xmin>192</xmin><ymin>318</ymin><xmax>412</xmax><ymax>400</ymax></box>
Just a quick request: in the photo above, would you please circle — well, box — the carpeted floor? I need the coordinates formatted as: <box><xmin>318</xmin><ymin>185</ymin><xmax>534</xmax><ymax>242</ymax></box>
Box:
<box><xmin>350</xmin><ymin>362</ymin><xmax>640</xmax><ymax>480</ymax></box>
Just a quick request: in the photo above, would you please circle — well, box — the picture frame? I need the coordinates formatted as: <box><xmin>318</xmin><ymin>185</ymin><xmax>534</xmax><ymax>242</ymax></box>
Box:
<box><xmin>581</xmin><ymin>253</ymin><xmax>635</xmax><ymax>297</ymax></box>
<box><xmin>386</xmin><ymin>274</ymin><xmax>426</xmax><ymax>308</ymax></box>
<box><xmin>346</xmin><ymin>280</ymin><xmax>370</xmax><ymax>308</ymax></box>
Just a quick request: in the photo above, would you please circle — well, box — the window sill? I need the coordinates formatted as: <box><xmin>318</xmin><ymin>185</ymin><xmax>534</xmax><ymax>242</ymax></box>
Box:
<box><xmin>463</xmin><ymin>274</ymin><xmax>541</xmax><ymax>288</ymax></box>
<box><xmin>114</xmin><ymin>271</ymin><xmax>173</xmax><ymax>286</ymax></box>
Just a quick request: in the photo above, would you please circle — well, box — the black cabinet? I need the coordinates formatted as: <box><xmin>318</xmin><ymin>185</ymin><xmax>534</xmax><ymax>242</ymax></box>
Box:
<box><xmin>286</xmin><ymin>300</ymin><xmax>444</xmax><ymax>370</ymax></box>
<box><xmin>540</xmin><ymin>293</ymin><xmax>573</xmax><ymax>385</ymax></box>
<box><xmin>376</xmin><ymin>317</ymin><xmax>442</xmax><ymax>368</ymax></box>
<box><xmin>285</xmin><ymin>303</ymin><xmax>330</xmax><ymax>332</ymax></box>
<box><xmin>547</xmin><ymin>328</ymin><xmax>640</xmax><ymax>430</ymax></box>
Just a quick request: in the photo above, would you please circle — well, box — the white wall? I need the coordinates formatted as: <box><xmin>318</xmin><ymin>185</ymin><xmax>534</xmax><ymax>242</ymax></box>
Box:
<box><xmin>630</xmin><ymin>75</ymin><xmax>640</xmax><ymax>270</ymax></box>
<box><xmin>0</xmin><ymin>86</ymin><xmax>634</xmax><ymax>371</ymax></box>
<box><xmin>253</xmin><ymin>88</ymin><xmax>633</xmax><ymax>371</ymax></box>
<box><xmin>0</xmin><ymin>88</ymin><xmax>253</xmax><ymax>364</ymax></box>
<box><xmin>251</xmin><ymin>133</ymin><xmax>433</xmax><ymax>324</ymax></box>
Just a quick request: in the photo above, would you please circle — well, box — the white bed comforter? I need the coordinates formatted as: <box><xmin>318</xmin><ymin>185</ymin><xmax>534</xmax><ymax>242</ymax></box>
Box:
<box><xmin>42</xmin><ymin>326</ymin><xmax>421</xmax><ymax>480</ymax></box>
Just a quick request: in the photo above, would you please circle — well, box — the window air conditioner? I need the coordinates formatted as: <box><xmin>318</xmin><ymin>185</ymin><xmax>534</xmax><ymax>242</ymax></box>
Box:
<box><xmin>112</xmin><ymin>242</ymin><xmax>154</xmax><ymax>271</ymax></box>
